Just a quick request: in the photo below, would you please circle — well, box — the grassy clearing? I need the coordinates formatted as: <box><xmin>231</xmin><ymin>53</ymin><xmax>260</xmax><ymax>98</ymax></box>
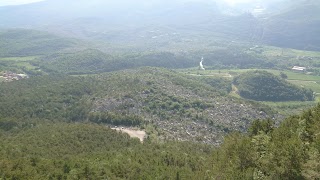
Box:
<box><xmin>261</xmin><ymin>101</ymin><xmax>317</xmax><ymax>115</ymax></box>
<box><xmin>261</xmin><ymin>46</ymin><xmax>320</xmax><ymax>57</ymax></box>
<box><xmin>0</xmin><ymin>56</ymin><xmax>41</xmax><ymax>73</ymax></box>
<box><xmin>181</xmin><ymin>68</ymin><xmax>320</xmax><ymax>80</ymax></box>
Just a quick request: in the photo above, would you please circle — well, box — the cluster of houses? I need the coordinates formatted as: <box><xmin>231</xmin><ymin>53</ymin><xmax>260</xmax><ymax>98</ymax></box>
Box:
<box><xmin>1</xmin><ymin>71</ymin><xmax>28</xmax><ymax>82</ymax></box>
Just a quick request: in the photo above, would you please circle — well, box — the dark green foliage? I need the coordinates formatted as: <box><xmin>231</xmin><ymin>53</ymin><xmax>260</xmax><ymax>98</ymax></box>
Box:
<box><xmin>234</xmin><ymin>70</ymin><xmax>314</xmax><ymax>101</ymax></box>
<box><xmin>248</xmin><ymin>119</ymin><xmax>274</xmax><ymax>136</ymax></box>
<box><xmin>0</xmin><ymin>75</ymin><xmax>95</xmax><ymax>121</ymax></box>
<box><xmin>213</xmin><ymin>104</ymin><xmax>320</xmax><ymax>179</ymax></box>
<box><xmin>0</xmin><ymin>122</ymin><xmax>214</xmax><ymax>179</ymax></box>
<box><xmin>280</xmin><ymin>72</ymin><xmax>288</xmax><ymax>79</ymax></box>
<box><xmin>89</xmin><ymin>112</ymin><xmax>143</xmax><ymax>126</ymax></box>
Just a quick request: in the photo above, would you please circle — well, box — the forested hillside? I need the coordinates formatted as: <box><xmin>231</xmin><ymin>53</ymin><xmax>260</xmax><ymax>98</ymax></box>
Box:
<box><xmin>0</xmin><ymin>67</ymin><xmax>273</xmax><ymax>144</ymax></box>
<box><xmin>210</xmin><ymin>104</ymin><xmax>320</xmax><ymax>179</ymax></box>
<box><xmin>1</xmin><ymin>95</ymin><xmax>319</xmax><ymax>179</ymax></box>
<box><xmin>234</xmin><ymin>71</ymin><xmax>314</xmax><ymax>101</ymax></box>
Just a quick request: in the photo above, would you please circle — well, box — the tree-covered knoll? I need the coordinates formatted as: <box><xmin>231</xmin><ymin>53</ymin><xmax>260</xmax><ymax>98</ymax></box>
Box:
<box><xmin>0</xmin><ymin>29</ymin><xmax>78</xmax><ymax>57</ymax></box>
<box><xmin>234</xmin><ymin>70</ymin><xmax>314</xmax><ymax>101</ymax></box>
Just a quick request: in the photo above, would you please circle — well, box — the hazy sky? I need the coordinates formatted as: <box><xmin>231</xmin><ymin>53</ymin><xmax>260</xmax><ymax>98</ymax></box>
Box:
<box><xmin>0</xmin><ymin>0</ymin><xmax>263</xmax><ymax>7</ymax></box>
<box><xmin>0</xmin><ymin>0</ymin><xmax>43</xmax><ymax>6</ymax></box>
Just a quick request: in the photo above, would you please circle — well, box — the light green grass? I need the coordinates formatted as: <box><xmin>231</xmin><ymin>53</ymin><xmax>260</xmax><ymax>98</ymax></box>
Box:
<box><xmin>288</xmin><ymin>80</ymin><xmax>320</xmax><ymax>90</ymax></box>
<box><xmin>0</xmin><ymin>56</ymin><xmax>41</xmax><ymax>72</ymax></box>
<box><xmin>261</xmin><ymin>46</ymin><xmax>320</xmax><ymax>57</ymax></box>
<box><xmin>180</xmin><ymin>68</ymin><xmax>320</xmax><ymax>82</ymax></box>
<box><xmin>261</xmin><ymin>101</ymin><xmax>317</xmax><ymax>115</ymax></box>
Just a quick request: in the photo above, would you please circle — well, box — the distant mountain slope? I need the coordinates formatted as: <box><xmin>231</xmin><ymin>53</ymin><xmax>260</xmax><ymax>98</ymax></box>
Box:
<box><xmin>261</xmin><ymin>0</ymin><xmax>320</xmax><ymax>50</ymax></box>
<box><xmin>1</xmin><ymin>0</ymin><xmax>318</xmax><ymax>51</ymax></box>
<box><xmin>0</xmin><ymin>29</ymin><xmax>78</xmax><ymax>57</ymax></box>
<box><xmin>0</xmin><ymin>0</ymin><xmax>259</xmax><ymax>46</ymax></box>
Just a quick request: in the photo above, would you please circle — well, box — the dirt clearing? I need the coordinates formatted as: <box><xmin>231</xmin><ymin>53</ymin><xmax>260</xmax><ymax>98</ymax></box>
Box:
<box><xmin>112</xmin><ymin>127</ymin><xmax>146</xmax><ymax>142</ymax></box>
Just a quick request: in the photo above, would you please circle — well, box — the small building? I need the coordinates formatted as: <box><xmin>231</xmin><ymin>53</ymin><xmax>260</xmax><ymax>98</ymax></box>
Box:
<box><xmin>292</xmin><ymin>66</ymin><xmax>306</xmax><ymax>71</ymax></box>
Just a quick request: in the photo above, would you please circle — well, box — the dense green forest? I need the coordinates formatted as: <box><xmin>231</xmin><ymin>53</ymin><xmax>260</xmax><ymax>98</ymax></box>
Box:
<box><xmin>1</xmin><ymin>99</ymin><xmax>319</xmax><ymax>179</ymax></box>
<box><xmin>233</xmin><ymin>71</ymin><xmax>314</xmax><ymax>101</ymax></box>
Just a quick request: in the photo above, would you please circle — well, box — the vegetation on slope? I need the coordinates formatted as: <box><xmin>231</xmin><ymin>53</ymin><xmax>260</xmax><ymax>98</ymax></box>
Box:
<box><xmin>0</xmin><ymin>29</ymin><xmax>77</xmax><ymax>57</ymax></box>
<box><xmin>233</xmin><ymin>70</ymin><xmax>314</xmax><ymax>101</ymax></box>
<box><xmin>1</xmin><ymin>99</ymin><xmax>319</xmax><ymax>179</ymax></box>
<box><xmin>0</xmin><ymin>67</ymin><xmax>273</xmax><ymax>144</ymax></box>
<box><xmin>0</xmin><ymin>122</ymin><xmax>213</xmax><ymax>179</ymax></box>
<box><xmin>37</xmin><ymin>48</ymin><xmax>269</xmax><ymax>75</ymax></box>
<box><xmin>212</xmin><ymin>104</ymin><xmax>320</xmax><ymax>179</ymax></box>
<box><xmin>39</xmin><ymin>49</ymin><xmax>114</xmax><ymax>75</ymax></box>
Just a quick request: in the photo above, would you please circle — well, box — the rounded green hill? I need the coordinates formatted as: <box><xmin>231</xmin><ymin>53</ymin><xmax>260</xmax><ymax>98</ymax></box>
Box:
<box><xmin>233</xmin><ymin>70</ymin><xmax>314</xmax><ymax>101</ymax></box>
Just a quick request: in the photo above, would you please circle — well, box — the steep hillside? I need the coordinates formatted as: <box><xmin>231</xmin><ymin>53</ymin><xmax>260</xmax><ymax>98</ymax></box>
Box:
<box><xmin>0</xmin><ymin>67</ymin><xmax>274</xmax><ymax>144</ymax></box>
<box><xmin>233</xmin><ymin>70</ymin><xmax>314</xmax><ymax>101</ymax></box>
